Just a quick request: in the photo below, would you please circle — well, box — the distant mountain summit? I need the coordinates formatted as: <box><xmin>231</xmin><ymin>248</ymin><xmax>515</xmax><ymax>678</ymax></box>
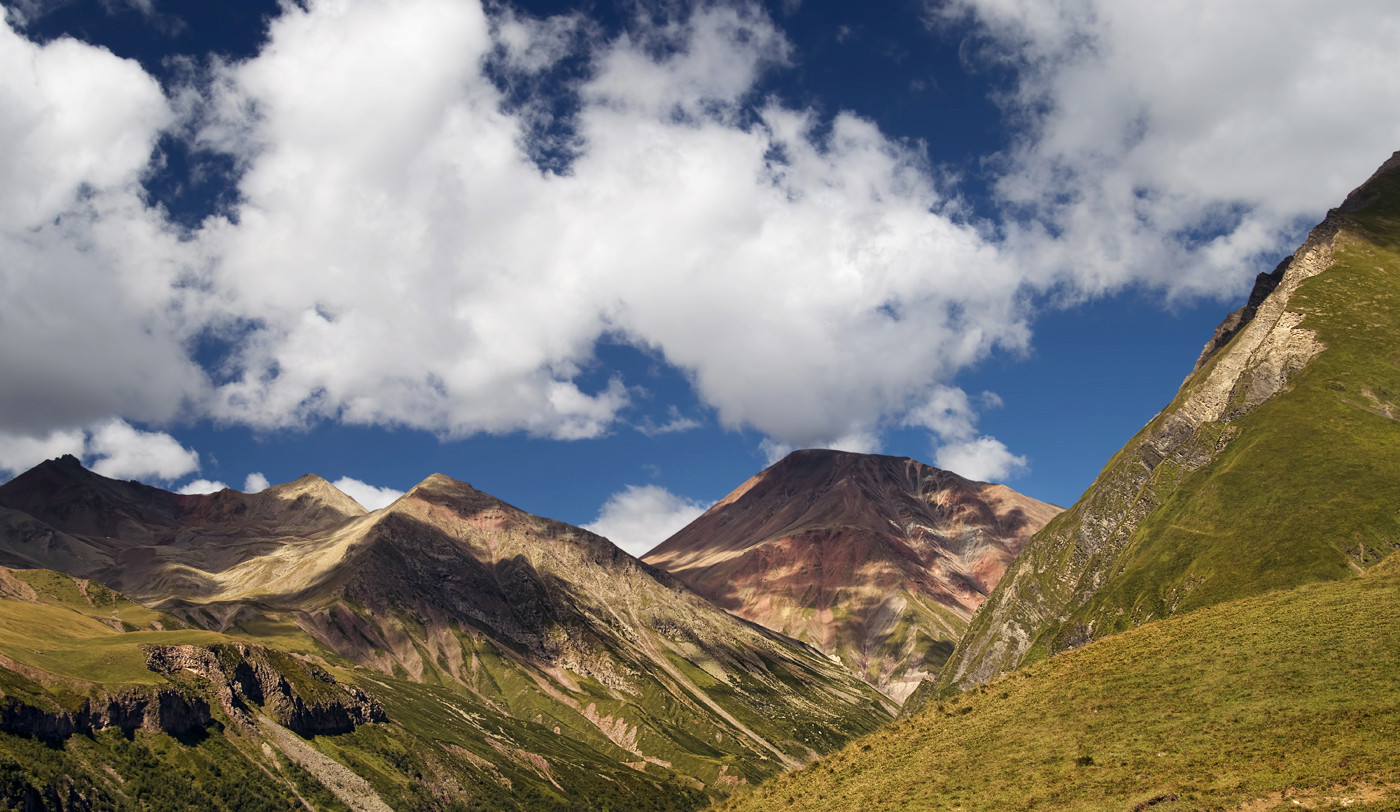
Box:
<box><xmin>940</xmin><ymin>150</ymin><xmax>1400</xmax><ymax>691</ymax></box>
<box><xmin>644</xmin><ymin>449</ymin><xmax>1060</xmax><ymax>701</ymax></box>
<box><xmin>0</xmin><ymin>458</ymin><xmax>889</xmax><ymax>801</ymax></box>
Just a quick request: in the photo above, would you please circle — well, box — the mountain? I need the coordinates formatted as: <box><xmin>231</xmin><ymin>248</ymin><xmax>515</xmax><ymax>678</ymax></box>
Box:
<box><xmin>715</xmin><ymin>564</ymin><xmax>1400</xmax><ymax>812</ymax></box>
<box><xmin>939</xmin><ymin>150</ymin><xmax>1400</xmax><ymax>690</ymax></box>
<box><xmin>643</xmin><ymin>450</ymin><xmax>1060</xmax><ymax>702</ymax></box>
<box><xmin>0</xmin><ymin>459</ymin><xmax>890</xmax><ymax>809</ymax></box>
<box><xmin>715</xmin><ymin>150</ymin><xmax>1400</xmax><ymax>812</ymax></box>
<box><xmin>0</xmin><ymin>454</ymin><xmax>366</xmax><ymax>600</ymax></box>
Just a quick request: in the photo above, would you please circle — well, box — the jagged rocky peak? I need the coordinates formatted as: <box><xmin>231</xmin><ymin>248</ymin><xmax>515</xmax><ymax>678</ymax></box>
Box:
<box><xmin>1337</xmin><ymin>149</ymin><xmax>1400</xmax><ymax>212</ymax></box>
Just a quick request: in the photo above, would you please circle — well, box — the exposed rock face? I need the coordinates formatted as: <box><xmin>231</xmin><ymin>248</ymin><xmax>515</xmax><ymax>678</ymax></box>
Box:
<box><xmin>644</xmin><ymin>450</ymin><xmax>1060</xmax><ymax>702</ymax></box>
<box><xmin>0</xmin><ymin>684</ymin><xmax>212</xmax><ymax>741</ymax></box>
<box><xmin>142</xmin><ymin>643</ymin><xmax>386</xmax><ymax>736</ymax></box>
<box><xmin>939</xmin><ymin>151</ymin><xmax>1400</xmax><ymax>691</ymax></box>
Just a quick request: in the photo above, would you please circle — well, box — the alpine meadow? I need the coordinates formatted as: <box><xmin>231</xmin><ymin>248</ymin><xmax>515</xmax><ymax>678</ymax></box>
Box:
<box><xmin>3</xmin><ymin>0</ymin><xmax>1400</xmax><ymax>810</ymax></box>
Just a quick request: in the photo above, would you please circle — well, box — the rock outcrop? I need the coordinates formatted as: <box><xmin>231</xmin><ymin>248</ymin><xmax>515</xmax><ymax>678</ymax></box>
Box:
<box><xmin>142</xmin><ymin>643</ymin><xmax>386</xmax><ymax>736</ymax></box>
<box><xmin>0</xmin><ymin>683</ymin><xmax>212</xmax><ymax>741</ymax></box>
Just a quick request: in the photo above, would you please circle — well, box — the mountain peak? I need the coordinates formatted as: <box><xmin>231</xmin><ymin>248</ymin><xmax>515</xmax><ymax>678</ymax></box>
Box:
<box><xmin>645</xmin><ymin>449</ymin><xmax>1060</xmax><ymax>701</ymax></box>
<box><xmin>1337</xmin><ymin>149</ymin><xmax>1400</xmax><ymax>213</ymax></box>
<box><xmin>261</xmin><ymin>473</ymin><xmax>366</xmax><ymax>517</ymax></box>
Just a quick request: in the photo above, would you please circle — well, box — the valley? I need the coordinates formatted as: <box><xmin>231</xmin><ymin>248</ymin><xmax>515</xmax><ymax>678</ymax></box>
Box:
<box><xmin>2</xmin><ymin>151</ymin><xmax>1399</xmax><ymax>810</ymax></box>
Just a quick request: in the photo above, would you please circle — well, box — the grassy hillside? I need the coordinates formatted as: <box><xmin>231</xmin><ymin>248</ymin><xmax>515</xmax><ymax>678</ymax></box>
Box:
<box><xmin>715</xmin><ymin>569</ymin><xmax>1400</xmax><ymax>812</ymax></box>
<box><xmin>941</xmin><ymin>154</ymin><xmax>1400</xmax><ymax>687</ymax></box>
<box><xmin>0</xmin><ymin>567</ymin><xmax>714</xmax><ymax>810</ymax></box>
<box><xmin>1047</xmin><ymin>196</ymin><xmax>1400</xmax><ymax>643</ymax></box>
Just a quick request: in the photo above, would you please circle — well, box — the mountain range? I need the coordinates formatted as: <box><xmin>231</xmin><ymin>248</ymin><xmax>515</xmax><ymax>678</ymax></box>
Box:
<box><xmin>2</xmin><ymin>150</ymin><xmax>1399</xmax><ymax>811</ymax></box>
<box><xmin>0</xmin><ymin>457</ymin><xmax>891</xmax><ymax>809</ymax></box>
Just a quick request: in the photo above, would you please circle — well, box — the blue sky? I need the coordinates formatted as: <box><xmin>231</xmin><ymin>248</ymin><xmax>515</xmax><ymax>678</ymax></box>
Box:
<box><xmin>2</xmin><ymin>0</ymin><xmax>1398</xmax><ymax>554</ymax></box>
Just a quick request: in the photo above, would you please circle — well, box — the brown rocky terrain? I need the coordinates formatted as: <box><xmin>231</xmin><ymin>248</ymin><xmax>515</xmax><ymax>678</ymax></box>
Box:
<box><xmin>0</xmin><ymin>454</ymin><xmax>366</xmax><ymax>601</ymax></box>
<box><xmin>643</xmin><ymin>449</ymin><xmax>1061</xmax><ymax>702</ymax></box>
<box><xmin>0</xmin><ymin>459</ymin><xmax>891</xmax><ymax>795</ymax></box>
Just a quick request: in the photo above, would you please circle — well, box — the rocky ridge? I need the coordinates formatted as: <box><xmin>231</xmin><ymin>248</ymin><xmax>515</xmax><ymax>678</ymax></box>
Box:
<box><xmin>939</xmin><ymin>150</ymin><xmax>1400</xmax><ymax>690</ymax></box>
<box><xmin>141</xmin><ymin>642</ymin><xmax>386</xmax><ymax>736</ymax></box>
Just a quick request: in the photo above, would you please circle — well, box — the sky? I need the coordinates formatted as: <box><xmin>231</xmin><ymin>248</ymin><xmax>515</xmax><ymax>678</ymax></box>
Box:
<box><xmin>1</xmin><ymin>0</ymin><xmax>1398</xmax><ymax>556</ymax></box>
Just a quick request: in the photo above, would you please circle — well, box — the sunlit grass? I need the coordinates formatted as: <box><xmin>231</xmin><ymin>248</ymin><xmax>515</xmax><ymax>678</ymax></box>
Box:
<box><xmin>717</xmin><ymin>571</ymin><xmax>1400</xmax><ymax>812</ymax></box>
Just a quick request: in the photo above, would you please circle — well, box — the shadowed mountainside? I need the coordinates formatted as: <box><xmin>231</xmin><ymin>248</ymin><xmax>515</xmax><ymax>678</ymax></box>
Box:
<box><xmin>0</xmin><ymin>460</ymin><xmax>891</xmax><ymax>807</ymax></box>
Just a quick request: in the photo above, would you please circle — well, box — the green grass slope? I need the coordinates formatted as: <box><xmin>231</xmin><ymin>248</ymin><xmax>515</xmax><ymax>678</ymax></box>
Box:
<box><xmin>941</xmin><ymin>152</ymin><xmax>1400</xmax><ymax>688</ymax></box>
<box><xmin>0</xmin><ymin>567</ymin><xmax>714</xmax><ymax>810</ymax></box>
<box><xmin>715</xmin><ymin>569</ymin><xmax>1400</xmax><ymax>812</ymax></box>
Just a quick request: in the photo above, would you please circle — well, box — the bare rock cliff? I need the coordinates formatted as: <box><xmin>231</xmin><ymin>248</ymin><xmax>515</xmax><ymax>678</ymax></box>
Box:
<box><xmin>142</xmin><ymin>643</ymin><xmax>386</xmax><ymax>735</ymax></box>
<box><xmin>0</xmin><ymin>681</ymin><xmax>212</xmax><ymax>741</ymax></box>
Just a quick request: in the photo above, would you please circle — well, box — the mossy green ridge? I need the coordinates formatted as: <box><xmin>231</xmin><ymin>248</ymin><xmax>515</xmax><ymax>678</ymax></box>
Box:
<box><xmin>940</xmin><ymin>151</ymin><xmax>1400</xmax><ymax>690</ymax></box>
<box><xmin>715</xmin><ymin>568</ymin><xmax>1400</xmax><ymax>812</ymax></box>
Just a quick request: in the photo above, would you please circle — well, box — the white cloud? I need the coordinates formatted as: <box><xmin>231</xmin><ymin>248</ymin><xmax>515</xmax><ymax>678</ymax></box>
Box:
<box><xmin>332</xmin><ymin>476</ymin><xmax>404</xmax><ymax>511</ymax></box>
<box><xmin>3</xmin><ymin>0</ymin><xmax>1399</xmax><ymax>462</ymax></box>
<box><xmin>0</xmin><ymin>428</ymin><xmax>87</xmax><ymax>478</ymax></box>
<box><xmin>177</xmin><ymin>478</ymin><xmax>229</xmax><ymax>495</ymax></box>
<box><xmin>942</xmin><ymin>0</ymin><xmax>1400</xmax><ymax>299</ymax></box>
<box><xmin>243</xmin><ymin>472</ymin><xmax>271</xmax><ymax>493</ymax></box>
<box><xmin>585</xmin><ymin>484</ymin><xmax>710</xmax><ymax>557</ymax></box>
<box><xmin>0</xmin><ymin>11</ymin><xmax>204</xmax><ymax>435</ymax></box>
<box><xmin>904</xmin><ymin>386</ymin><xmax>979</xmax><ymax>443</ymax></box>
<box><xmin>0</xmin><ymin>421</ymin><xmax>202</xmax><ymax>484</ymax></box>
<box><xmin>935</xmin><ymin>436</ymin><xmax>1027</xmax><ymax>483</ymax></box>
<box><xmin>636</xmin><ymin>406</ymin><xmax>702</xmax><ymax>437</ymax></box>
<box><xmin>86</xmin><ymin>419</ymin><xmax>201</xmax><ymax>482</ymax></box>
<box><xmin>181</xmin><ymin>0</ymin><xmax>1030</xmax><ymax>451</ymax></box>
<box><xmin>905</xmin><ymin>385</ymin><xmax>1024</xmax><ymax>481</ymax></box>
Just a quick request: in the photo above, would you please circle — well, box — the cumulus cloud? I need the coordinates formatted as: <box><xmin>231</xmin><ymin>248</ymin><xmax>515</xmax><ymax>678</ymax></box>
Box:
<box><xmin>86</xmin><ymin>419</ymin><xmax>201</xmax><ymax>481</ymax></box>
<box><xmin>0</xmin><ymin>11</ymin><xmax>203</xmax><ymax>435</ymax></box>
<box><xmin>3</xmin><ymin>0</ymin><xmax>1399</xmax><ymax>468</ymax></box>
<box><xmin>935</xmin><ymin>436</ymin><xmax>1026</xmax><ymax>483</ymax></box>
<box><xmin>585</xmin><ymin>484</ymin><xmax>710</xmax><ymax>557</ymax></box>
<box><xmin>177</xmin><ymin>478</ymin><xmax>229</xmax><ymax>495</ymax></box>
<box><xmin>905</xmin><ymin>385</ymin><xmax>1024</xmax><ymax>481</ymax></box>
<box><xmin>243</xmin><ymin>472</ymin><xmax>271</xmax><ymax>493</ymax></box>
<box><xmin>940</xmin><ymin>0</ymin><xmax>1400</xmax><ymax>299</ymax></box>
<box><xmin>0</xmin><ymin>420</ymin><xmax>201</xmax><ymax>483</ymax></box>
<box><xmin>178</xmin><ymin>0</ymin><xmax>1031</xmax><ymax>452</ymax></box>
<box><xmin>0</xmin><ymin>428</ymin><xmax>86</xmax><ymax>478</ymax></box>
<box><xmin>332</xmin><ymin>476</ymin><xmax>404</xmax><ymax>511</ymax></box>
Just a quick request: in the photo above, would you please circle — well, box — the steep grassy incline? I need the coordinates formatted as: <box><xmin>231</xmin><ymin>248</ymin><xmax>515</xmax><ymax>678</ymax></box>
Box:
<box><xmin>941</xmin><ymin>152</ymin><xmax>1400</xmax><ymax>688</ymax></box>
<box><xmin>716</xmin><ymin>569</ymin><xmax>1400</xmax><ymax>812</ymax></box>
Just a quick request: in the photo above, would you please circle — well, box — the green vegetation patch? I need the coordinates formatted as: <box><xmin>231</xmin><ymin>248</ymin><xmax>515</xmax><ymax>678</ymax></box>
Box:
<box><xmin>715</xmin><ymin>572</ymin><xmax>1400</xmax><ymax>812</ymax></box>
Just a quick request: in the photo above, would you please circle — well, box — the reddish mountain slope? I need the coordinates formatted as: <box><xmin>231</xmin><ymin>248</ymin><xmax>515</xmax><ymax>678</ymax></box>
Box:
<box><xmin>644</xmin><ymin>449</ymin><xmax>1061</xmax><ymax>701</ymax></box>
